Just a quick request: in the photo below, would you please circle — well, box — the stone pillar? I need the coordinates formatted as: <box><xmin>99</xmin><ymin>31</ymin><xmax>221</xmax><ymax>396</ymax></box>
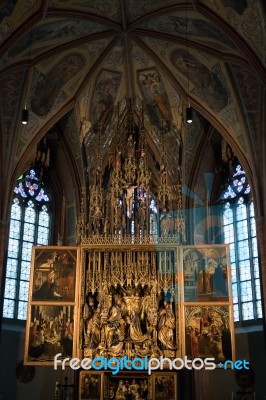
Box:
<box><xmin>255</xmin><ymin>217</ymin><xmax>266</xmax><ymax>323</ymax></box>
<box><xmin>0</xmin><ymin>220</ymin><xmax>9</xmax><ymax>317</ymax></box>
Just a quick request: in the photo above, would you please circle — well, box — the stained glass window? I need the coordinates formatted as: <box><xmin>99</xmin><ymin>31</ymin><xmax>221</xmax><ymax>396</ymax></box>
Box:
<box><xmin>221</xmin><ymin>161</ymin><xmax>262</xmax><ymax>322</ymax></box>
<box><xmin>3</xmin><ymin>169</ymin><xmax>51</xmax><ymax>320</ymax></box>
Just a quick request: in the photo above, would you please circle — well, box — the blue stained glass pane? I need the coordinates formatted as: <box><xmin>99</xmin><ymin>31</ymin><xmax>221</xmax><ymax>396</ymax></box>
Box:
<box><xmin>37</xmin><ymin>226</ymin><xmax>49</xmax><ymax>245</ymax></box>
<box><xmin>249</xmin><ymin>202</ymin><xmax>254</xmax><ymax>217</ymax></box>
<box><xmin>253</xmin><ymin>258</ymin><xmax>259</xmax><ymax>278</ymax></box>
<box><xmin>255</xmin><ymin>279</ymin><xmax>261</xmax><ymax>300</ymax></box>
<box><xmin>20</xmin><ymin>261</ymin><xmax>31</xmax><ymax>281</ymax></box>
<box><xmin>239</xmin><ymin>261</ymin><xmax>251</xmax><ymax>281</ymax></box>
<box><xmin>242</xmin><ymin>302</ymin><xmax>254</xmax><ymax>320</ymax></box>
<box><xmin>21</xmin><ymin>242</ymin><xmax>33</xmax><ymax>260</ymax></box>
<box><xmin>3</xmin><ymin>299</ymin><xmax>15</xmax><ymax>318</ymax></box>
<box><xmin>23</xmin><ymin>223</ymin><xmax>35</xmax><ymax>241</ymax></box>
<box><xmin>236</xmin><ymin>202</ymin><xmax>247</xmax><ymax>221</ymax></box>
<box><xmin>238</xmin><ymin>240</ymin><xmax>249</xmax><ymax>261</ymax></box>
<box><xmin>250</xmin><ymin>218</ymin><xmax>257</xmax><ymax>237</ymax></box>
<box><xmin>240</xmin><ymin>281</ymin><xmax>253</xmax><ymax>302</ymax></box>
<box><xmin>9</xmin><ymin>219</ymin><xmax>21</xmax><ymax>239</ymax></box>
<box><xmin>19</xmin><ymin>280</ymin><xmax>29</xmax><ymax>301</ymax></box>
<box><xmin>39</xmin><ymin>210</ymin><xmax>50</xmax><ymax>227</ymax></box>
<box><xmin>233</xmin><ymin>304</ymin><xmax>239</xmax><ymax>322</ymax></box>
<box><xmin>223</xmin><ymin>206</ymin><xmax>233</xmax><ymax>223</ymax></box>
<box><xmin>229</xmin><ymin>245</ymin><xmax>235</xmax><ymax>263</ymax></box>
<box><xmin>230</xmin><ymin>264</ymin><xmax>237</xmax><ymax>283</ymax></box>
<box><xmin>6</xmin><ymin>258</ymin><xmax>18</xmax><ymax>278</ymax></box>
<box><xmin>11</xmin><ymin>200</ymin><xmax>22</xmax><ymax>220</ymax></box>
<box><xmin>224</xmin><ymin>224</ymin><xmax>234</xmax><ymax>244</ymax></box>
<box><xmin>7</xmin><ymin>238</ymin><xmax>20</xmax><ymax>258</ymax></box>
<box><xmin>256</xmin><ymin>301</ymin><xmax>262</xmax><ymax>318</ymax></box>
<box><xmin>252</xmin><ymin>238</ymin><xmax>258</xmax><ymax>257</ymax></box>
<box><xmin>18</xmin><ymin>301</ymin><xmax>28</xmax><ymax>320</ymax></box>
<box><xmin>4</xmin><ymin>278</ymin><xmax>16</xmax><ymax>299</ymax></box>
<box><xmin>5</xmin><ymin>171</ymin><xmax>51</xmax><ymax>319</ymax></box>
<box><xmin>25</xmin><ymin>204</ymin><xmax>36</xmax><ymax>222</ymax></box>
<box><xmin>232</xmin><ymin>282</ymin><xmax>238</xmax><ymax>302</ymax></box>
<box><xmin>236</xmin><ymin>220</ymin><xmax>248</xmax><ymax>240</ymax></box>
<box><xmin>35</xmin><ymin>188</ymin><xmax>50</xmax><ymax>202</ymax></box>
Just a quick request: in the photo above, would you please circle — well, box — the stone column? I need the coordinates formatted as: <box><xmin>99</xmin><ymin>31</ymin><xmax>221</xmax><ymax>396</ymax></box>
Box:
<box><xmin>0</xmin><ymin>220</ymin><xmax>9</xmax><ymax>315</ymax></box>
<box><xmin>255</xmin><ymin>217</ymin><xmax>266</xmax><ymax>323</ymax></box>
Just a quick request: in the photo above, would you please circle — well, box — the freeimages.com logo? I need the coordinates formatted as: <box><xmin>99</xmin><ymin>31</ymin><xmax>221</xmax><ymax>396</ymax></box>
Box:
<box><xmin>54</xmin><ymin>354</ymin><xmax>250</xmax><ymax>375</ymax></box>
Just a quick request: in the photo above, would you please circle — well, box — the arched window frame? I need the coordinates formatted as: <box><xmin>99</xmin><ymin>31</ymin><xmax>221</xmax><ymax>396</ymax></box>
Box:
<box><xmin>220</xmin><ymin>155</ymin><xmax>262</xmax><ymax>322</ymax></box>
<box><xmin>3</xmin><ymin>168</ymin><xmax>52</xmax><ymax>320</ymax></box>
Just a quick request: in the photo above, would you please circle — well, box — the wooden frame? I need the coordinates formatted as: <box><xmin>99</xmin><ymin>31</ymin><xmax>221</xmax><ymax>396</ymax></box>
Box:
<box><xmin>24</xmin><ymin>246</ymin><xmax>80</xmax><ymax>365</ymax></box>
<box><xmin>153</xmin><ymin>372</ymin><xmax>177</xmax><ymax>400</ymax></box>
<box><xmin>79</xmin><ymin>371</ymin><xmax>104</xmax><ymax>400</ymax></box>
<box><xmin>78</xmin><ymin>243</ymin><xmax>182</xmax><ymax>360</ymax></box>
<box><xmin>182</xmin><ymin>304</ymin><xmax>235</xmax><ymax>363</ymax></box>
<box><xmin>180</xmin><ymin>244</ymin><xmax>230</xmax><ymax>302</ymax></box>
<box><xmin>104</xmin><ymin>372</ymin><xmax>151</xmax><ymax>400</ymax></box>
<box><xmin>24</xmin><ymin>304</ymin><xmax>76</xmax><ymax>364</ymax></box>
<box><xmin>30</xmin><ymin>246</ymin><xmax>79</xmax><ymax>302</ymax></box>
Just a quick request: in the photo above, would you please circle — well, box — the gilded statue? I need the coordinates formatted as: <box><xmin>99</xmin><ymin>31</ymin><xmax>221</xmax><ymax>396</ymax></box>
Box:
<box><xmin>127</xmin><ymin>310</ymin><xmax>148</xmax><ymax>345</ymax></box>
<box><xmin>83</xmin><ymin>282</ymin><xmax>177</xmax><ymax>359</ymax></box>
<box><xmin>158</xmin><ymin>301</ymin><xmax>176</xmax><ymax>350</ymax></box>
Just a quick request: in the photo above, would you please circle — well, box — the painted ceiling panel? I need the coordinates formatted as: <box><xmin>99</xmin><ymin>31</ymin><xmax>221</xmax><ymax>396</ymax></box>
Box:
<box><xmin>125</xmin><ymin>0</ymin><xmax>184</xmax><ymax>22</ymax></box>
<box><xmin>0</xmin><ymin>0</ymin><xmax>264</xmax><ymax>182</ymax></box>
<box><xmin>47</xmin><ymin>0</ymin><xmax>121</xmax><ymax>23</ymax></box>
<box><xmin>138</xmin><ymin>12</ymin><xmax>238</xmax><ymax>51</ymax></box>
<box><xmin>4</xmin><ymin>18</ymin><xmax>110</xmax><ymax>64</ymax></box>
<box><xmin>199</xmin><ymin>0</ymin><xmax>265</xmax><ymax>61</ymax></box>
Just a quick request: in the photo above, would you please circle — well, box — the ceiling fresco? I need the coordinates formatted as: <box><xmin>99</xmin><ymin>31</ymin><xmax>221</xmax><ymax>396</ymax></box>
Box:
<box><xmin>0</xmin><ymin>0</ymin><xmax>264</xmax><ymax>195</ymax></box>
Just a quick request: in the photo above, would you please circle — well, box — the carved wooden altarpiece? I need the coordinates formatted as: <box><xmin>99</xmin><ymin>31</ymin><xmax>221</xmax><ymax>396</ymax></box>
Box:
<box><xmin>78</xmin><ymin>242</ymin><xmax>181</xmax><ymax>361</ymax></box>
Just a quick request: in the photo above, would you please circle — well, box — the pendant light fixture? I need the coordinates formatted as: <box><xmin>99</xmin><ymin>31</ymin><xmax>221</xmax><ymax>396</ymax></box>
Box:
<box><xmin>21</xmin><ymin>107</ymin><xmax>29</xmax><ymax>125</ymax></box>
<box><xmin>186</xmin><ymin>103</ymin><xmax>193</xmax><ymax>124</ymax></box>
<box><xmin>21</xmin><ymin>4</ymin><xmax>34</xmax><ymax>125</ymax></box>
<box><xmin>185</xmin><ymin>3</ymin><xmax>193</xmax><ymax>124</ymax></box>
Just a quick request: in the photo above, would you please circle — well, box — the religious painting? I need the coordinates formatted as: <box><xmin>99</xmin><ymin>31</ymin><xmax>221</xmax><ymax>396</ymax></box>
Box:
<box><xmin>30</xmin><ymin>246</ymin><xmax>79</xmax><ymax>302</ymax></box>
<box><xmin>181</xmin><ymin>245</ymin><xmax>230</xmax><ymax>302</ymax></box>
<box><xmin>138</xmin><ymin>67</ymin><xmax>172</xmax><ymax>130</ymax></box>
<box><xmin>0</xmin><ymin>0</ymin><xmax>17</xmax><ymax>23</ymax></box>
<box><xmin>105</xmin><ymin>373</ymin><xmax>151</xmax><ymax>400</ymax></box>
<box><xmin>79</xmin><ymin>244</ymin><xmax>181</xmax><ymax>362</ymax></box>
<box><xmin>153</xmin><ymin>372</ymin><xmax>177</xmax><ymax>400</ymax></box>
<box><xmin>183</xmin><ymin>305</ymin><xmax>234</xmax><ymax>364</ymax></box>
<box><xmin>24</xmin><ymin>304</ymin><xmax>75</xmax><ymax>365</ymax></box>
<box><xmin>31</xmin><ymin>54</ymin><xmax>85</xmax><ymax>116</ymax></box>
<box><xmin>79</xmin><ymin>371</ymin><xmax>103</xmax><ymax>400</ymax></box>
<box><xmin>220</xmin><ymin>0</ymin><xmax>247</xmax><ymax>15</ymax></box>
<box><xmin>90</xmin><ymin>69</ymin><xmax>122</xmax><ymax>133</ymax></box>
<box><xmin>172</xmin><ymin>50</ymin><xmax>229</xmax><ymax>112</ymax></box>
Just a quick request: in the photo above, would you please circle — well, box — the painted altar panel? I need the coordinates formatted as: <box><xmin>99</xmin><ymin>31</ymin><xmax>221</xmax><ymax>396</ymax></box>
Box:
<box><xmin>24</xmin><ymin>304</ymin><xmax>76</xmax><ymax>364</ymax></box>
<box><xmin>180</xmin><ymin>245</ymin><xmax>230</xmax><ymax>302</ymax></box>
<box><xmin>24</xmin><ymin>246</ymin><xmax>80</xmax><ymax>365</ymax></box>
<box><xmin>182</xmin><ymin>304</ymin><xmax>235</xmax><ymax>363</ymax></box>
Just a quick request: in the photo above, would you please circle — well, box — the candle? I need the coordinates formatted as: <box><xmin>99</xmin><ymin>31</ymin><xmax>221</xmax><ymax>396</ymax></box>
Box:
<box><xmin>254</xmin><ymin>392</ymin><xmax>256</xmax><ymax>400</ymax></box>
<box><xmin>231</xmin><ymin>392</ymin><xmax>233</xmax><ymax>400</ymax></box>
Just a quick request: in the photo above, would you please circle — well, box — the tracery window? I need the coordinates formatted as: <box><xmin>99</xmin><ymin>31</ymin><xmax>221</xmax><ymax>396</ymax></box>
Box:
<box><xmin>3</xmin><ymin>168</ymin><xmax>51</xmax><ymax>320</ymax></box>
<box><xmin>221</xmin><ymin>155</ymin><xmax>262</xmax><ymax>322</ymax></box>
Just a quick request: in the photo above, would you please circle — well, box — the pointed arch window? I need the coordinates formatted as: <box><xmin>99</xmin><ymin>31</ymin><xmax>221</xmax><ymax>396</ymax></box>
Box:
<box><xmin>3</xmin><ymin>168</ymin><xmax>52</xmax><ymax>320</ymax></box>
<box><xmin>221</xmin><ymin>156</ymin><xmax>262</xmax><ymax>322</ymax></box>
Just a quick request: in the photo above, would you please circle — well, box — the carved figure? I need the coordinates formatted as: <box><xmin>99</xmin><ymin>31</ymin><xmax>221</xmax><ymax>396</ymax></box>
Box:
<box><xmin>91</xmin><ymin>205</ymin><xmax>102</xmax><ymax>234</ymax></box>
<box><xmin>158</xmin><ymin>301</ymin><xmax>176</xmax><ymax>350</ymax></box>
<box><xmin>125</xmin><ymin>185</ymin><xmax>137</xmax><ymax>218</ymax></box>
<box><xmin>127</xmin><ymin>310</ymin><xmax>148</xmax><ymax>345</ymax></box>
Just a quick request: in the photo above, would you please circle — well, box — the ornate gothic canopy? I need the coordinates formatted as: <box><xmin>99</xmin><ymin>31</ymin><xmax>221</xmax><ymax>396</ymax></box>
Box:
<box><xmin>0</xmin><ymin>0</ymin><xmax>265</xmax><ymax>221</ymax></box>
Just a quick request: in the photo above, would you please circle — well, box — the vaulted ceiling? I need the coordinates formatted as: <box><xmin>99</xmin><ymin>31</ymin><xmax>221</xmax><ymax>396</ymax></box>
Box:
<box><xmin>0</xmin><ymin>0</ymin><xmax>265</xmax><ymax>218</ymax></box>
